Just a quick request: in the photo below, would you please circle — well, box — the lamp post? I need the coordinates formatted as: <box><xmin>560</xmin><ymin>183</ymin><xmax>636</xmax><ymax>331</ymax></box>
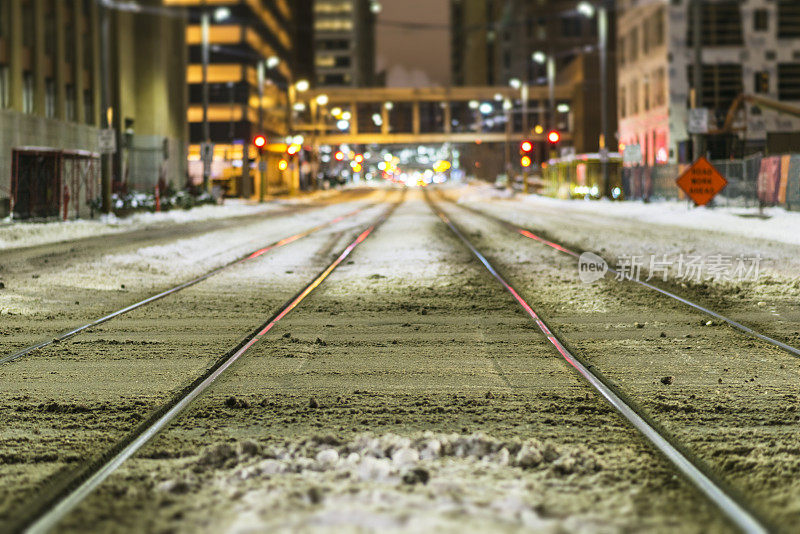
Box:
<box><xmin>99</xmin><ymin>0</ymin><xmax>112</xmax><ymax>214</ymax></box>
<box><xmin>200</xmin><ymin>2</ymin><xmax>211</xmax><ymax>192</ymax></box>
<box><xmin>532</xmin><ymin>51</ymin><xmax>556</xmax><ymax>133</ymax></box>
<box><xmin>578</xmin><ymin>0</ymin><xmax>610</xmax><ymax>197</ymax></box>
<box><xmin>289</xmin><ymin>80</ymin><xmax>309</xmax><ymax>195</ymax></box>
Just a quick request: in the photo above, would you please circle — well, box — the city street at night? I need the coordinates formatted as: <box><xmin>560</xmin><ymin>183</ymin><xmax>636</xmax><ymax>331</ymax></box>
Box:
<box><xmin>2</xmin><ymin>1</ymin><xmax>800</xmax><ymax>533</ymax></box>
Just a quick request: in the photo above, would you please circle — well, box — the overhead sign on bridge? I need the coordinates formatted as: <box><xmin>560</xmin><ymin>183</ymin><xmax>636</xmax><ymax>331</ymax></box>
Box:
<box><xmin>676</xmin><ymin>156</ymin><xmax>728</xmax><ymax>206</ymax></box>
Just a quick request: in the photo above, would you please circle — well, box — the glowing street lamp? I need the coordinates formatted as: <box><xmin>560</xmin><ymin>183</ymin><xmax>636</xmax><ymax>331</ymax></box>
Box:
<box><xmin>577</xmin><ymin>1</ymin><xmax>595</xmax><ymax>18</ymax></box>
<box><xmin>295</xmin><ymin>79</ymin><xmax>310</xmax><ymax>92</ymax></box>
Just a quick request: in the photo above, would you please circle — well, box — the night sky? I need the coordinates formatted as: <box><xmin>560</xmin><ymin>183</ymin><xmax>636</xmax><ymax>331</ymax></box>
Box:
<box><xmin>375</xmin><ymin>0</ymin><xmax>450</xmax><ymax>87</ymax></box>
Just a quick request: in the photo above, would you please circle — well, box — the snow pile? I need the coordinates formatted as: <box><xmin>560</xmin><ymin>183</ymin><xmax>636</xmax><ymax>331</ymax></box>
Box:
<box><xmin>454</xmin><ymin>184</ymin><xmax>800</xmax><ymax>247</ymax></box>
<box><xmin>161</xmin><ymin>433</ymin><xmax>605</xmax><ymax>532</ymax></box>
<box><xmin>0</xmin><ymin>187</ymin><xmax>350</xmax><ymax>252</ymax></box>
<box><xmin>0</xmin><ymin>199</ymin><xmax>281</xmax><ymax>251</ymax></box>
<box><xmin>519</xmin><ymin>194</ymin><xmax>800</xmax><ymax>247</ymax></box>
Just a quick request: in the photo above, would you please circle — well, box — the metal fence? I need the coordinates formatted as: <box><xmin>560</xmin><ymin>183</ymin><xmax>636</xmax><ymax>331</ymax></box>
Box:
<box><xmin>622</xmin><ymin>155</ymin><xmax>763</xmax><ymax>207</ymax></box>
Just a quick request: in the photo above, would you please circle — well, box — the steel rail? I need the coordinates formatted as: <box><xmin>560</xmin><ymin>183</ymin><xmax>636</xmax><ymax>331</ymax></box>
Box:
<box><xmin>427</xmin><ymin>196</ymin><xmax>767</xmax><ymax>534</ymax></box>
<box><xmin>19</xmin><ymin>199</ymin><xmax>402</xmax><ymax>534</ymax></box>
<box><xmin>446</xmin><ymin>196</ymin><xmax>800</xmax><ymax>359</ymax></box>
<box><xmin>1</xmin><ymin>203</ymin><xmax>377</xmax><ymax>365</ymax></box>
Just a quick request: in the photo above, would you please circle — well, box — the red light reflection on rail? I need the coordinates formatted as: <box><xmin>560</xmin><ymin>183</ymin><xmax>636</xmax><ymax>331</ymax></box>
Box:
<box><xmin>517</xmin><ymin>229</ymin><xmax>579</xmax><ymax>257</ymax></box>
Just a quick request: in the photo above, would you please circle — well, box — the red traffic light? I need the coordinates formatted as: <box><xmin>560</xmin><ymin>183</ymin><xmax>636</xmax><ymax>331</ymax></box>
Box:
<box><xmin>334</xmin><ymin>151</ymin><xmax>345</xmax><ymax>161</ymax></box>
<box><xmin>547</xmin><ymin>130</ymin><xmax>560</xmax><ymax>144</ymax></box>
<box><xmin>520</xmin><ymin>141</ymin><xmax>533</xmax><ymax>153</ymax></box>
<box><xmin>253</xmin><ymin>135</ymin><xmax>267</xmax><ymax>148</ymax></box>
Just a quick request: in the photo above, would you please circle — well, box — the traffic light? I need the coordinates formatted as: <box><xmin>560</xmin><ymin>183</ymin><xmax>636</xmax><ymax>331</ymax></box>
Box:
<box><xmin>253</xmin><ymin>135</ymin><xmax>267</xmax><ymax>150</ymax></box>
<box><xmin>334</xmin><ymin>151</ymin><xmax>345</xmax><ymax>161</ymax></box>
<box><xmin>547</xmin><ymin>130</ymin><xmax>560</xmax><ymax>145</ymax></box>
<box><xmin>278</xmin><ymin>159</ymin><xmax>288</xmax><ymax>171</ymax></box>
<box><xmin>520</xmin><ymin>139</ymin><xmax>533</xmax><ymax>169</ymax></box>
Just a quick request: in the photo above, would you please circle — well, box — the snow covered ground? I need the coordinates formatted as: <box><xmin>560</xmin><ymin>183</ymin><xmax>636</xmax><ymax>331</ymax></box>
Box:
<box><xmin>0</xmin><ymin>192</ymin><xmax>340</xmax><ymax>251</ymax></box>
<box><xmin>458</xmin><ymin>184</ymin><xmax>800</xmax><ymax>247</ymax></box>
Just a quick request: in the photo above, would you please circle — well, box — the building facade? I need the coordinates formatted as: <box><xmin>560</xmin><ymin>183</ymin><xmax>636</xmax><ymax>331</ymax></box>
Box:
<box><xmin>313</xmin><ymin>0</ymin><xmax>376</xmax><ymax>87</ymax></box>
<box><xmin>168</xmin><ymin>0</ymin><xmax>301</xmax><ymax>197</ymax></box>
<box><xmin>450</xmin><ymin>0</ymin><xmax>617</xmax><ymax>155</ymax></box>
<box><xmin>618</xmin><ymin>0</ymin><xmax>800</xmax><ymax>165</ymax></box>
<box><xmin>0</xmin><ymin>0</ymin><xmax>187</xmax><ymax>219</ymax></box>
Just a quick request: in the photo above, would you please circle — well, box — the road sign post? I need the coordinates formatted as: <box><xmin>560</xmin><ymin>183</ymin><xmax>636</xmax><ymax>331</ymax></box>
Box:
<box><xmin>688</xmin><ymin>108</ymin><xmax>709</xmax><ymax>135</ymax></box>
<box><xmin>676</xmin><ymin>156</ymin><xmax>728</xmax><ymax>206</ymax></box>
<box><xmin>98</xmin><ymin>129</ymin><xmax>117</xmax><ymax>154</ymax></box>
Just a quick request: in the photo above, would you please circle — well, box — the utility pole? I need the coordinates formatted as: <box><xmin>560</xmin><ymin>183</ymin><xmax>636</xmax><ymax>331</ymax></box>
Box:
<box><xmin>99</xmin><ymin>0</ymin><xmax>112</xmax><ymax>214</ymax></box>
<box><xmin>201</xmin><ymin>2</ymin><xmax>211</xmax><ymax>191</ymax></box>
<box><xmin>257</xmin><ymin>61</ymin><xmax>266</xmax><ymax>201</ymax></box>
<box><xmin>692</xmin><ymin>0</ymin><xmax>704</xmax><ymax>161</ymax></box>
<box><xmin>547</xmin><ymin>56</ymin><xmax>555</xmax><ymax>131</ymax></box>
<box><xmin>522</xmin><ymin>82</ymin><xmax>529</xmax><ymax>193</ymax></box>
<box><xmin>598</xmin><ymin>4</ymin><xmax>610</xmax><ymax>198</ymax></box>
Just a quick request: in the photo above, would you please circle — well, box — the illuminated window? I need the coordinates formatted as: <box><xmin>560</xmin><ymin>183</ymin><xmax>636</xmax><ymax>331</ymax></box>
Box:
<box><xmin>315</xmin><ymin>19</ymin><xmax>354</xmax><ymax>32</ymax></box>
<box><xmin>314</xmin><ymin>1</ymin><xmax>352</xmax><ymax>14</ymax></box>
<box><xmin>316</xmin><ymin>55</ymin><xmax>336</xmax><ymax>68</ymax></box>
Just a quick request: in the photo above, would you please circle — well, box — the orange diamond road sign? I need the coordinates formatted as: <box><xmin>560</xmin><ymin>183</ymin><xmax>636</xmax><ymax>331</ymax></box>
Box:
<box><xmin>676</xmin><ymin>156</ymin><xmax>728</xmax><ymax>206</ymax></box>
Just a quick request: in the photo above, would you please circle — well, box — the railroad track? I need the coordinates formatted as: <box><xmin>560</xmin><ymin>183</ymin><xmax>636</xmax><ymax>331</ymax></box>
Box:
<box><xmin>11</xmin><ymin>196</ymin><xmax>404</xmax><ymax>534</ymax></box>
<box><xmin>424</xmin><ymin>191</ymin><xmax>768</xmax><ymax>534</ymax></box>
<box><xmin>0</xmin><ymin>198</ymin><xmax>388</xmax><ymax>365</ymax></box>
<box><xmin>436</xmin><ymin>191</ymin><xmax>800</xmax><ymax>360</ymax></box>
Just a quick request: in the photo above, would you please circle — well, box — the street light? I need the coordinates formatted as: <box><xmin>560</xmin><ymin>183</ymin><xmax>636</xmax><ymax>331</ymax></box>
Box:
<box><xmin>213</xmin><ymin>7</ymin><xmax>231</xmax><ymax>21</ymax></box>
<box><xmin>295</xmin><ymin>79</ymin><xmax>310</xmax><ymax>92</ymax></box>
<box><xmin>577</xmin><ymin>1</ymin><xmax>595</xmax><ymax>18</ymax></box>
<box><xmin>531</xmin><ymin>52</ymin><xmax>556</xmax><ymax>135</ymax></box>
<box><xmin>316</xmin><ymin>94</ymin><xmax>329</xmax><ymax>106</ymax></box>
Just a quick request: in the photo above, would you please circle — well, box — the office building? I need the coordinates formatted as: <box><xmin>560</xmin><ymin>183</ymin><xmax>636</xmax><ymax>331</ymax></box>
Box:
<box><xmin>450</xmin><ymin>0</ymin><xmax>617</xmax><ymax>155</ymax></box>
<box><xmin>313</xmin><ymin>0</ymin><xmax>377</xmax><ymax>87</ymax></box>
<box><xmin>168</xmin><ymin>0</ymin><xmax>300</xmax><ymax>197</ymax></box>
<box><xmin>0</xmin><ymin>0</ymin><xmax>187</xmax><ymax>219</ymax></box>
<box><xmin>618</xmin><ymin>0</ymin><xmax>800</xmax><ymax>163</ymax></box>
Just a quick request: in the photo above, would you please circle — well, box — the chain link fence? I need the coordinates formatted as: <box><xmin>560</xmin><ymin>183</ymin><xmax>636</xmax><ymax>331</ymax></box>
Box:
<box><xmin>622</xmin><ymin>155</ymin><xmax>763</xmax><ymax>207</ymax></box>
